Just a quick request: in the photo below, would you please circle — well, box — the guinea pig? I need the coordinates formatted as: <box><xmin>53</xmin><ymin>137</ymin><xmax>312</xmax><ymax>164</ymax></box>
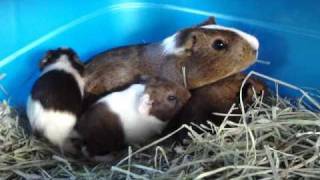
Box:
<box><xmin>164</xmin><ymin>73</ymin><xmax>267</xmax><ymax>140</ymax></box>
<box><xmin>84</xmin><ymin>16</ymin><xmax>259</xmax><ymax>99</ymax></box>
<box><xmin>76</xmin><ymin>76</ymin><xmax>191</xmax><ymax>158</ymax></box>
<box><xmin>82</xmin><ymin>17</ymin><xmax>262</xmax><ymax>143</ymax></box>
<box><xmin>26</xmin><ymin>47</ymin><xmax>84</xmax><ymax>153</ymax></box>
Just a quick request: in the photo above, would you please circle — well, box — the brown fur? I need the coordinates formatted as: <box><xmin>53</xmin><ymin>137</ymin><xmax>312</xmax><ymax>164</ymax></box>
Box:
<box><xmin>85</xmin><ymin>17</ymin><xmax>258</xmax><ymax>96</ymax></box>
<box><xmin>83</xmin><ymin>17</ymin><xmax>265</xmax><ymax>133</ymax></box>
<box><xmin>85</xmin><ymin>60</ymin><xmax>142</xmax><ymax>97</ymax></box>
<box><xmin>144</xmin><ymin>77</ymin><xmax>191</xmax><ymax>121</ymax></box>
<box><xmin>171</xmin><ymin>27</ymin><xmax>257</xmax><ymax>88</ymax></box>
<box><xmin>163</xmin><ymin>73</ymin><xmax>267</xmax><ymax>139</ymax></box>
<box><xmin>195</xmin><ymin>16</ymin><xmax>216</xmax><ymax>27</ymax></box>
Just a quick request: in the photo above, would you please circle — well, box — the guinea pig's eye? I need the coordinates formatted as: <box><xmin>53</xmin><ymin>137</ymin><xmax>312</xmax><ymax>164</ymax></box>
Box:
<box><xmin>167</xmin><ymin>95</ymin><xmax>177</xmax><ymax>102</ymax></box>
<box><xmin>212</xmin><ymin>39</ymin><xmax>227</xmax><ymax>50</ymax></box>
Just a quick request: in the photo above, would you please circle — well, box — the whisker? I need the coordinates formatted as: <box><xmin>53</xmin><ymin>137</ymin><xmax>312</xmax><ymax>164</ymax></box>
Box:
<box><xmin>256</xmin><ymin>59</ymin><xmax>271</xmax><ymax>65</ymax></box>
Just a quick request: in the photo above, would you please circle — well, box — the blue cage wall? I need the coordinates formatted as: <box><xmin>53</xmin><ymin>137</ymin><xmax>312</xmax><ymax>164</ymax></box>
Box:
<box><xmin>0</xmin><ymin>0</ymin><xmax>319</xmax><ymax>107</ymax></box>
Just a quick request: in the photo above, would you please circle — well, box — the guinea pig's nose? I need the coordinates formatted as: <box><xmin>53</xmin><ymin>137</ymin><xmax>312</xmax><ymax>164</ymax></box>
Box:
<box><xmin>145</xmin><ymin>99</ymin><xmax>154</xmax><ymax>106</ymax></box>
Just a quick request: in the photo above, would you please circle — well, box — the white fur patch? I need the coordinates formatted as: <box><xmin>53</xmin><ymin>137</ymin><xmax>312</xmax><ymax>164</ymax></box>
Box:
<box><xmin>41</xmin><ymin>55</ymin><xmax>85</xmax><ymax>96</ymax></box>
<box><xmin>138</xmin><ymin>94</ymin><xmax>153</xmax><ymax>116</ymax></box>
<box><xmin>27</xmin><ymin>96</ymin><xmax>77</xmax><ymax>147</ymax></box>
<box><xmin>202</xmin><ymin>24</ymin><xmax>259</xmax><ymax>50</ymax></box>
<box><xmin>98</xmin><ymin>84</ymin><xmax>167</xmax><ymax>145</ymax></box>
<box><xmin>161</xmin><ymin>33</ymin><xmax>185</xmax><ymax>55</ymax></box>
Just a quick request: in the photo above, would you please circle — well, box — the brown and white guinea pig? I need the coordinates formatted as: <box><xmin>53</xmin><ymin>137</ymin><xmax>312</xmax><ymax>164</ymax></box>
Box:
<box><xmin>26</xmin><ymin>47</ymin><xmax>84</xmax><ymax>153</ymax></box>
<box><xmin>84</xmin><ymin>17</ymin><xmax>259</xmax><ymax>100</ymax></box>
<box><xmin>75</xmin><ymin>76</ymin><xmax>191</xmax><ymax>159</ymax></box>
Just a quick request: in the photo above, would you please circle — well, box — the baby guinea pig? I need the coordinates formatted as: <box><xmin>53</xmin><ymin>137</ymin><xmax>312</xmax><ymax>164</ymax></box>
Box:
<box><xmin>26</xmin><ymin>47</ymin><xmax>84</xmax><ymax>153</ymax></box>
<box><xmin>76</xmin><ymin>76</ymin><xmax>191</xmax><ymax>157</ymax></box>
<box><xmin>164</xmin><ymin>73</ymin><xmax>267</xmax><ymax>141</ymax></box>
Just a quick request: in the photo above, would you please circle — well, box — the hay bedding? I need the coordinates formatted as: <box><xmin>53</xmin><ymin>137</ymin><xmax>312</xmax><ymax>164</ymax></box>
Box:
<box><xmin>0</xmin><ymin>71</ymin><xmax>320</xmax><ymax>180</ymax></box>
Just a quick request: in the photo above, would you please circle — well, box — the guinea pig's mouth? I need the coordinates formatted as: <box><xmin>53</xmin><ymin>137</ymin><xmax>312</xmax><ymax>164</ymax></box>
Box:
<box><xmin>240</xmin><ymin>46</ymin><xmax>260</xmax><ymax>71</ymax></box>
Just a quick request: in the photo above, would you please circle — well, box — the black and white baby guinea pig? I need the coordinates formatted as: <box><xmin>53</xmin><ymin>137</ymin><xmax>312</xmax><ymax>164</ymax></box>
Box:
<box><xmin>26</xmin><ymin>47</ymin><xmax>84</xmax><ymax>153</ymax></box>
<box><xmin>76</xmin><ymin>76</ymin><xmax>191</xmax><ymax>157</ymax></box>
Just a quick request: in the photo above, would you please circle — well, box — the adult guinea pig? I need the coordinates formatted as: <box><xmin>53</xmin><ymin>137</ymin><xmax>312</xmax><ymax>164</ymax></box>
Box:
<box><xmin>26</xmin><ymin>48</ymin><xmax>84</xmax><ymax>153</ymax></box>
<box><xmin>84</xmin><ymin>17</ymin><xmax>259</xmax><ymax>103</ymax></box>
<box><xmin>76</xmin><ymin>76</ymin><xmax>191</xmax><ymax>159</ymax></box>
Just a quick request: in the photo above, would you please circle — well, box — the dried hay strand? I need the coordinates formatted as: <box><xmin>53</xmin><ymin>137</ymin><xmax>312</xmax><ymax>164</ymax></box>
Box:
<box><xmin>0</xmin><ymin>71</ymin><xmax>320</xmax><ymax>179</ymax></box>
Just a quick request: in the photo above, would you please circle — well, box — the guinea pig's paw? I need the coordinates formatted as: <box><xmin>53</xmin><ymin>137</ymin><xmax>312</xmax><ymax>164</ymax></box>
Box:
<box><xmin>138</xmin><ymin>94</ymin><xmax>153</xmax><ymax>115</ymax></box>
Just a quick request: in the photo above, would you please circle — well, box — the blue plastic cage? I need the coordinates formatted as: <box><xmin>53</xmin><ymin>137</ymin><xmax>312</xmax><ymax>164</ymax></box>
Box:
<box><xmin>0</xmin><ymin>0</ymin><xmax>319</xmax><ymax>107</ymax></box>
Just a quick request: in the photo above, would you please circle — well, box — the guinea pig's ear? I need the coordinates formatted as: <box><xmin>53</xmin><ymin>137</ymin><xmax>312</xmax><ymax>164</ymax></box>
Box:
<box><xmin>175</xmin><ymin>30</ymin><xmax>202</xmax><ymax>56</ymax></box>
<box><xmin>64</xmin><ymin>48</ymin><xmax>80</xmax><ymax>62</ymax></box>
<box><xmin>195</xmin><ymin>16</ymin><xmax>216</xmax><ymax>27</ymax></box>
<box><xmin>169</xmin><ymin>17</ymin><xmax>216</xmax><ymax>56</ymax></box>
<box><xmin>39</xmin><ymin>51</ymin><xmax>52</xmax><ymax>70</ymax></box>
<box><xmin>71</xmin><ymin>52</ymin><xmax>80</xmax><ymax>62</ymax></box>
<box><xmin>163</xmin><ymin>29</ymin><xmax>204</xmax><ymax>56</ymax></box>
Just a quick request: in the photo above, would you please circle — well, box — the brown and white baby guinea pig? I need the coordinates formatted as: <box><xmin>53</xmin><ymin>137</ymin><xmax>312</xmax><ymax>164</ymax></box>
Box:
<box><xmin>26</xmin><ymin>47</ymin><xmax>84</xmax><ymax>153</ymax></box>
<box><xmin>75</xmin><ymin>76</ymin><xmax>191</xmax><ymax>157</ymax></box>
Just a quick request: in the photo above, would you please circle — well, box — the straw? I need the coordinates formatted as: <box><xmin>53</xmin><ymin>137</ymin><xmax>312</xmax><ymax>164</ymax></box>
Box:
<box><xmin>1</xmin><ymin>71</ymin><xmax>320</xmax><ymax>179</ymax></box>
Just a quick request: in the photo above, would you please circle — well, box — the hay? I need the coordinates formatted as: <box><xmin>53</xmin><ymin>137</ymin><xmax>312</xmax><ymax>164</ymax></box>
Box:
<box><xmin>1</xmin><ymin>71</ymin><xmax>320</xmax><ymax>179</ymax></box>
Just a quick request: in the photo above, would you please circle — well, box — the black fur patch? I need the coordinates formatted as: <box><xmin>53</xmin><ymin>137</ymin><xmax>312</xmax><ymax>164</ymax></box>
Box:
<box><xmin>76</xmin><ymin>102</ymin><xmax>125</xmax><ymax>156</ymax></box>
<box><xmin>31</xmin><ymin>70</ymin><xmax>82</xmax><ymax>116</ymax></box>
<box><xmin>41</xmin><ymin>48</ymin><xmax>84</xmax><ymax>75</ymax></box>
